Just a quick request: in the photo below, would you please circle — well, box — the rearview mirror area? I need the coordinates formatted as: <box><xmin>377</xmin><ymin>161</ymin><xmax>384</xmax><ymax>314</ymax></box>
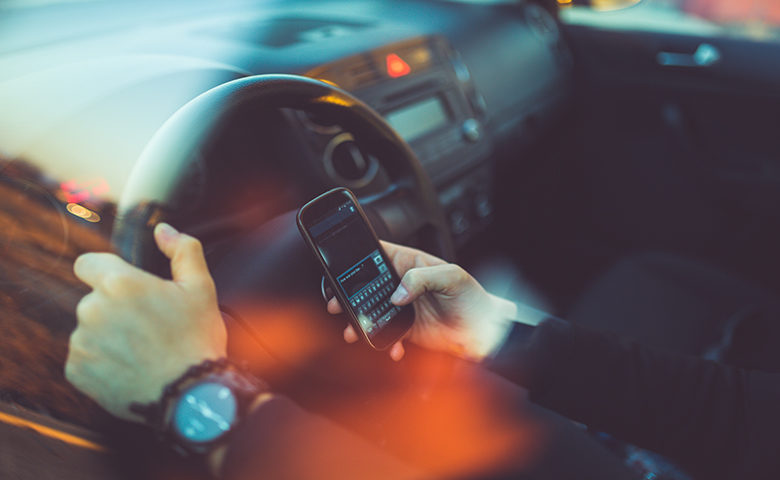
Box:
<box><xmin>558</xmin><ymin>0</ymin><xmax>641</xmax><ymax>12</ymax></box>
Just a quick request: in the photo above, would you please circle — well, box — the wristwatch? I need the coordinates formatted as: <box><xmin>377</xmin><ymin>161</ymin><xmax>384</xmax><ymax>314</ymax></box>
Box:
<box><xmin>131</xmin><ymin>359</ymin><xmax>268</xmax><ymax>456</ymax></box>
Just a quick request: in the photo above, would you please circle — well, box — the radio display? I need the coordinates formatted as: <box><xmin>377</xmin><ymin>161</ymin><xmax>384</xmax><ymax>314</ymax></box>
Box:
<box><xmin>385</xmin><ymin>96</ymin><xmax>449</xmax><ymax>143</ymax></box>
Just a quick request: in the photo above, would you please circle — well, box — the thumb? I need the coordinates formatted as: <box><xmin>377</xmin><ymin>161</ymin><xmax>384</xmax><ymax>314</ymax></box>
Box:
<box><xmin>391</xmin><ymin>263</ymin><xmax>466</xmax><ymax>305</ymax></box>
<box><xmin>154</xmin><ymin>223</ymin><xmax>214</xmax><ymax>292</ymax></box>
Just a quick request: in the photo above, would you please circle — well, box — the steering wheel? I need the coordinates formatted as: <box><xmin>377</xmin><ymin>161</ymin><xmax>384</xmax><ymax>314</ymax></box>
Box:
<box><xmin>108</xmin><ymin>72</ymin><xmax>464</xmax><ymax>460</ymax></box>
<box><xmin>110</xmin><ymin>72</ymin><xmax>457</xmax><ymax>421</ymax></box>
<box><xmin>112</xmin><ymin>74</ymin><xmax>453</xmax><ymax>276</ymax></box>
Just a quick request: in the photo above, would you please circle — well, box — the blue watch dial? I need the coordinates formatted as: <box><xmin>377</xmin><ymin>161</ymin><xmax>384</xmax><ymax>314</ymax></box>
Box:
<box><xmin>173</xmin><ymin>381</ymin><xmax>238</xmax><ymax>444</ymax></box>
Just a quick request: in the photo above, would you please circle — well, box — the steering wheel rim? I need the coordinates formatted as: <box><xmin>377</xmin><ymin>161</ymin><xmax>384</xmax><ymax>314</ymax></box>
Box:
<box><xmin>104</xmin><ymin>75</ymin><xmax>642</xmax><ymax>478</ymax></box>
<box><xmin>112</xmin><ymin>74</ymin><xmax>453</xmax><ymax>272</ymax></box>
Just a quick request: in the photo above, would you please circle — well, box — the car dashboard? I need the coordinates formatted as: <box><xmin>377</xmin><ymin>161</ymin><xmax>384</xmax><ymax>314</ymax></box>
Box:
<box><xmin>1</xmin><ymin>0</ymin><xmax>571</xmax><ymax>247</ymax></box>
<box><xmin>247</xmin><ymin>0</ymin><xmax>572</xmax><ymax>245</ymax></box>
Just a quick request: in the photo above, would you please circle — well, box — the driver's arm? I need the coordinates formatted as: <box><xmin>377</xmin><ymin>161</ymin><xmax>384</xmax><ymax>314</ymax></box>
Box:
<box><xmin>65</xmin><ymin>223</ymin><xmax>419</xmax><ymax>479</ymax></box>
<box><xmin>487</xmin><ymin>317</ymin><xmax>780</xmax><ymax>479</ymax></box>
<box><xmin>334</xmin><ymin>242</ymin><xmax>780</xmax><ymax>479</ymax></box>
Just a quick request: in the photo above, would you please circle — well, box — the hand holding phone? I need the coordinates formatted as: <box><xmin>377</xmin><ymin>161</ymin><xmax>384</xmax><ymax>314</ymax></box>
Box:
<box><xmin>329</xmin><ymin>240</ymin><xmax>519</xmax><ymax>362</ymax></box>
<box><xmin>297</xmin><ymin>188</ymin><xmax>415</xmax><ymax>350</ymax></box>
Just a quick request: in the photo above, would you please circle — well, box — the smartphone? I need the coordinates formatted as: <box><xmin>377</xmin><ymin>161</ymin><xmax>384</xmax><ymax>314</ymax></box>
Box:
<box><xmin>297</xmin><ymin>187</ymin><xmax>414</xmax><ymax>350</ymax></box>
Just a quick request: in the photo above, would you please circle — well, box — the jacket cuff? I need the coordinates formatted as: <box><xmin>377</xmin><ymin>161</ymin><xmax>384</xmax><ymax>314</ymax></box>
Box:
<box><xmin>485</xmin><ymin>318</ymin><xmax>576</xmax><ymax>395</ymax></box>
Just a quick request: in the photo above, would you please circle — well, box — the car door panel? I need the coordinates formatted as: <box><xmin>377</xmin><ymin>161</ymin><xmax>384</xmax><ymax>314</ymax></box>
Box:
<box><xmin>558</xmin><ymin>23</ymin><xmax>780</xmax><ymax>288</ymax></box>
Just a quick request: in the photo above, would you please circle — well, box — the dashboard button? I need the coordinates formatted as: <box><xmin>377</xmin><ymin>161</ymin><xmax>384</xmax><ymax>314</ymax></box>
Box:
<box><xmin>450</xmin><ymin>211</ymin><xmax>470</xmax><ymax>235</ymax></box>
<box><xmin>469</xmin><ymin>92</ymin><xmax>487</xmax><ymax>116</ymax></box>
<box><xmin>475</xmin><ymin>193</ymin><xmax>492</xmax><ymax>218</ymax></box>
<box><xmin>461</xmin><ymin>118</ymin><xmax>481</xmax><ymax>143</ymax></box>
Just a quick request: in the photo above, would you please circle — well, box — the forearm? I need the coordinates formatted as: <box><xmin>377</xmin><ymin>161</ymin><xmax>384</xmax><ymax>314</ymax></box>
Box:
<box><xmin>488</xmin><ymin>318</ymin><xmax>780</xmax><ymax>478</ymax></box>
<box><xmin>215</xmin><ymin>395</ymin><xmax>421</xmax><ymax>480</ymax></box>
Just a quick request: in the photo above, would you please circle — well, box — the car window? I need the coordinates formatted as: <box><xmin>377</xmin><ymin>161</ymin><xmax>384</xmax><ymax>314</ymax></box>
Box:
<box><xmin>560</xmin><ymin>0</ymin><xmax>780</xmax><ymax>43</ymax></box>
<box><xmin>0</xmin><ymin>0</ymin><xmax>242</xmax><ymax>429</ymax></box>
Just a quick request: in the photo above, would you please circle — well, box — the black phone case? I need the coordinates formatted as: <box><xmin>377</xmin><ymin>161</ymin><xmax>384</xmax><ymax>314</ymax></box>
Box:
<box><xmin>296</xmin><ymin>187</ymin><xmax>412</xmax><ymax>350</ymax></box>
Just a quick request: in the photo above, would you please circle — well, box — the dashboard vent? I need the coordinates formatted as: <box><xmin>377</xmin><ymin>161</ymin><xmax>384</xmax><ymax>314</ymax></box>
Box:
<box><xmin>346</xmin><ymin>57</ymin><xmax>382</xmax><ymax>89</ymax></box>
<box><xmin>309</xmin><ymin>54</ymin><xmax>382</xmax><ymax>91</ymax></box>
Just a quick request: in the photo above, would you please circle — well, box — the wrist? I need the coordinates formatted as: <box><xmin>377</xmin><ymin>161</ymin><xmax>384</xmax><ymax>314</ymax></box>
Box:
<box><xmin>490</xmin><ymin>294</ymin><xmax>518</xmax><ymax>325</ymax></box>
<box><xmin>467</xmin><ymin>294</ymin><xmax>517</xmax><ymax>362</ymax></box>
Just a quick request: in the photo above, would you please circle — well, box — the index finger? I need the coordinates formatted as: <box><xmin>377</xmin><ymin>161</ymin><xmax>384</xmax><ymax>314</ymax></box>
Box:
<box><xmin>379</xmin><ymin>240</ymin><xmax>446</xmax><ymax>274</ymax></box>
<box><xmin>73</xmin><ymin>252</ymin><xmax>139</xmax><ymax>289</ymax></box>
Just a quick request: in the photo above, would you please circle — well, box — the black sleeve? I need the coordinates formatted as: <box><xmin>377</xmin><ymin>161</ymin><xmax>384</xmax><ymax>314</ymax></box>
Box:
<box><xmin>220</xmin><ymin>396</ymin><xmax>421</xmax><ymax>480</ymax></box>
<box><xmin>487</xmin><ymin>318</ymin><xmax>780</xmax><ymax>479</ymax></box>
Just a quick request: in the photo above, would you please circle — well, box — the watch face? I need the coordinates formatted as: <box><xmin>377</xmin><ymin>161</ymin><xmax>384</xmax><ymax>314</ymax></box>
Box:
<box><xmin>173</xmin><ymin>381</ymin><xmax>237</xmax><ymax>444</ymax></box>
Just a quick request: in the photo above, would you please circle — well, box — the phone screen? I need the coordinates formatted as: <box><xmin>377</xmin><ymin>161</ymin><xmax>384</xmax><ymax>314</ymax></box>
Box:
<box><xmin>307</xmin><ymin>198</ymin><xmax>406</xmax><ymax>340</ymax></box>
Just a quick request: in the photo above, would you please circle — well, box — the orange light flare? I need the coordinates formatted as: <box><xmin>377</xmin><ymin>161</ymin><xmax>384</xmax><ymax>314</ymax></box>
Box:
<box><xmin>304</xmin><ymin>350</ymin><xmax>549</xmax><ymax>476</ymax></box>
<box><xmin>225</xmin><ymin>299</ymin><xmax>549</xmax><ymax>476</ymax></box>
<box><xmin>339</xmin><ymin>352</ymin><xmax>549</xmax><ymax>477</ymax></box>
<box><xmin>225</xmin><ymin>299</ymin><xmax>338</xmax><ymax>377</ymax></box>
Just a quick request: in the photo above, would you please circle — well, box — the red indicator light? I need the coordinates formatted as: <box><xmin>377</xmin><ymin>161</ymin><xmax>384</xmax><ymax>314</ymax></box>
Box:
<box><xmin>60</xmin><ymin>178</ymin><xmax>110</xmax><ymax>203</ymax></box>
<box><xmin>386</xmin><ymin>53</ymin><xmax>411</xmax><ymax>78</ymax></box>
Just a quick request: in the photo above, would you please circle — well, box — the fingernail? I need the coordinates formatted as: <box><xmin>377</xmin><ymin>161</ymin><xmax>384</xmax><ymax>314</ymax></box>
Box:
<box><xmin>155</xmin><ymin>222</ymin><xmax>178</xmax><ymax>241</ymax></box>
<box><xmin>390</xmin><ymin>343</ymin><xmax>404</xmax><ymax>361</ymax></box>
<box><xmin>390</xmin><ymin>284</ymin><xmax>408</xmax><ymax>304</ymax></box>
